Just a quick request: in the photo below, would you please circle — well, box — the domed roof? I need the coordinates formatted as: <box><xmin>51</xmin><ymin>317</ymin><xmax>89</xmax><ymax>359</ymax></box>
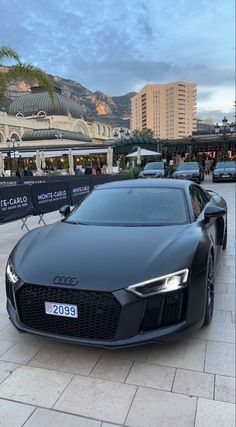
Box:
<box><xmin>8</xmin><ymin>86</ymin><xmax>84</xmax><ymax>119</ymax></box>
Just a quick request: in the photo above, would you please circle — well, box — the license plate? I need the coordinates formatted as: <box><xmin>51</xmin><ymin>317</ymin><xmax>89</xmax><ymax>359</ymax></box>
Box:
<box><xmin>221</xmin><ymin>174</ymin><xmax>230</xmax><ymax>178</ymax></box>
<box><xmin>45</xmin><ymin>302</ymin><xmax>78</xmax><ymax>318</ymax></box>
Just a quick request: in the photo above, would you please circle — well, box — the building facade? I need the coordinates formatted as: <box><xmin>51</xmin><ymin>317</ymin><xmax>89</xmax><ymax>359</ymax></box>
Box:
<box><xmin>131</xmin><ymin>81</ymin><xmax>197</xmax><ymax>139</ymax></box>
<box><xmin>0</xmin><ymin>86</ymin><xmax>115</xmax><ymax>146</ymax></box>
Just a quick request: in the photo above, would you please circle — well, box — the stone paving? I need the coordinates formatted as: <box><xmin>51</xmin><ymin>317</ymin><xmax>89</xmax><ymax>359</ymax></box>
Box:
<box><xmin>0</xmin><ymin>179</ymin><xmax>235</xmax><ymax>426</ymax></box>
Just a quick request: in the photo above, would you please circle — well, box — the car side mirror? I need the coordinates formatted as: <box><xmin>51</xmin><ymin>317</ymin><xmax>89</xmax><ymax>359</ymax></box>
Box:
<box><xmin>204</xmin><ymin>205</ymin><xmax>225</xmax><ymax>222</ymax></box>
<box><xmin>59</xmin><ymin>205</ymin><xmax>71</xmax><ymax>217</ymax></box>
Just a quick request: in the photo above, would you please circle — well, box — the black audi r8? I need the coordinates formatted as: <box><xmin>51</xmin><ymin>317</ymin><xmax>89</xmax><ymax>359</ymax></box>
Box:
<box><xmin>6</xmin><ymin>179</ymin><xmax>227</xmax><ymax>348</ymax></box>
<box><xmin>172</xmin><ymin>162</ymin><xmax>204</xmax><ymax>183</ymax></box>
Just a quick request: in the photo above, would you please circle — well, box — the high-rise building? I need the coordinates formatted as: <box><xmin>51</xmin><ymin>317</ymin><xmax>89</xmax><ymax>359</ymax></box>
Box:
<box><xmin>131</xmin><ymin>81</ymin><xmax>197</xmax><ymax>139</ymax></box>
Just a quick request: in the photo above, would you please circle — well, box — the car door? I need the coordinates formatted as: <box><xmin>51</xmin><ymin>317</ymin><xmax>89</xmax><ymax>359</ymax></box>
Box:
<box><xmin>189</xmin><ymin>184</ymin><xmax>217</xmax><ymax>247</ymax></box>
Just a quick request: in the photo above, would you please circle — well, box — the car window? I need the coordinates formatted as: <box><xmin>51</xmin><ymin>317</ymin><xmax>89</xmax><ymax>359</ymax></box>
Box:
<box><xmin>144</xmin><ymin>162</ymin><xmax>164</xmax><ymax>170</ymax></box>
<box><xmin>177</xmin><ymin>163</ymin><xmax>199</xmax><ymax>170</ymax></box>
<box><xmin>215</xmin><ymin>161</ymin><xmax>236</xmax><ymax>169</ymax></box>
<box><xmin>189</xmin><ymin>185</ymin><xmax>206</xmax><ymax>219</ymax></box>
<box><xmin>198</xmin><ymin>187</ymin><xmax>210</xmax><ymax>203</ymax></box>
<box><xmin>66</xmin><ymin>187</ymin><xmax>189</xmax><ymax>226</ymax></box>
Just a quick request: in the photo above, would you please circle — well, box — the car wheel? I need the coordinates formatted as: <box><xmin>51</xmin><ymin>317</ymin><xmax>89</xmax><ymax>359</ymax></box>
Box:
<box><xmin>223</xmin><ymin>223</ymin><xmax>227</xmax><ymax>250</ymax></box>
<box><xmin>203</xmin><ymin>255</ymin><xmax>214</xmax><ymax>326</ymax></box>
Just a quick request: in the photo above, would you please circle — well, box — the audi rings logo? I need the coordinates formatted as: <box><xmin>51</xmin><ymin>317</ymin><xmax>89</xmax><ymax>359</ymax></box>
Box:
<box><xmin>53</xmin><ymin>276</ymin><xmax>79</xmax><ymax>286</ymax></box>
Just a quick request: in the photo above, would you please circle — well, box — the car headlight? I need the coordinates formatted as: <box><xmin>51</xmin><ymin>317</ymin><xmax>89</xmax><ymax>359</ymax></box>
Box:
<box><xmin>126</xmin><ymin>269</ymin><xmax>189</xmax><ymax>297</ymax></box>
<box><xmin>6</xmin><ymin>261</ymin><xmax>20</xmax><ymax>284</ymax></box>
<box><xmin>213</xmin><ymin>172</ymin><xmax>219</xmax><ymax>176</ymax></box>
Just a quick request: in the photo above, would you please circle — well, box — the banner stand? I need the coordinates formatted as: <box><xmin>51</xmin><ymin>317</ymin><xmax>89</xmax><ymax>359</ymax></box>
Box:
<box><xmin>38</xmin><ymin>214</ymin><xmax>46</xmax><ymax>226</ymax></box>
<box><xmin>21</xmin><ymin>217</ymin><xmax>30</xmax><ymax>232</ymax></box>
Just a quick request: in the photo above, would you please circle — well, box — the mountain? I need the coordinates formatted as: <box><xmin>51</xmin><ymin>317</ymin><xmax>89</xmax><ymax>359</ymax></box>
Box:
<box><xmin>1</xmin><ymin>67</ymin><xmax>135</xmax><ymax>127</ymax></box>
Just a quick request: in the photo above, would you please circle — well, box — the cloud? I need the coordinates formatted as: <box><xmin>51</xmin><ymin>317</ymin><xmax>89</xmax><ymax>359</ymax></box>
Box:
<box><xmin>0</xmin><ymin>0</ymin><xmax>235</xmax><ymax>121</ymax></box>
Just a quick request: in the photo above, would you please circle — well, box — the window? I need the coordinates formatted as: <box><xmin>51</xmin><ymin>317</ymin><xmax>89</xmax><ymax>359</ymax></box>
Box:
<box><xmin>66</xmin><ymin>187</ymin><xmax>189</xmax><ymax>226</ymax></box>
<box><xmin>189</xmin><ymin>185</ymin><xmax>206</xmax><ymax>219</ymax></box>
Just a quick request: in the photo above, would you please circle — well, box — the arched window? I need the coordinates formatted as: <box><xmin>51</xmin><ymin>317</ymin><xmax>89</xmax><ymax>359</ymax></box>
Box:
<box><xmin>10</xmin><ymin>132</ymin><xmax>21</xmax><ymax>141</ymax></box>
<box><xmin>37</xmin><ymin>110</ymin><xmax>46</xmax><ymax>118</ymax></box>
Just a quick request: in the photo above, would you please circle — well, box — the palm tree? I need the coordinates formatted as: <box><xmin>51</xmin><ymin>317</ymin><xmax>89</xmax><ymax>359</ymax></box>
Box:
<box><xmin>0</xmin><ymin>46</ymin><xmax>54</xmax><ymax>106</ymax></box>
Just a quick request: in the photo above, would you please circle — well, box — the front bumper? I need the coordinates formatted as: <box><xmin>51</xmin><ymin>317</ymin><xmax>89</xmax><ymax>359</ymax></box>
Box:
<box><xmin>173</xmin><ymin>175</ymin><xmax>200</xmax><ymax>182</ymax></box>
<box><xmin>213</xmin><ymin>174</ymin><xmax>236</xmax><ymax>182</ymax></box>
<box><xmin>6</xmin><ymin>269</ymin><xmax>207</xmax><ymax>348</ymax></box>
<box><xmin>140</xmin><ymin>174</ymin><xmax>164</xmax><ymax>179</ymax></box>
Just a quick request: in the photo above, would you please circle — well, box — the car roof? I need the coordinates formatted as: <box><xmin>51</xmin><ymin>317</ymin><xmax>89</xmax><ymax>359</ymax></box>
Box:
<box><xmin>94</xmin><ymin>178</ymin><xmax>193</xmax><ymax>190</ymax></box>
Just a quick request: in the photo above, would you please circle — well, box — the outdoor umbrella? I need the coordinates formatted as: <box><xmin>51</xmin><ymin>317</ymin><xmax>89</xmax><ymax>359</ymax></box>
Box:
<box><xmin>40</xmin><ymin>151</ymin><xmax>46</xmax><ymax>173</ymax></box>
<box><xmin>136</xmin><ymin>146</ymin><xmax>142</xmax><ymax>165</ymax></box>
<box><xmin>126</xmin><ymin>148</ymin><xmax>161</xmax><ymax>158</ymax></box>
<box><xmin>107</xmin><ymin>147</ymin><xmax>113</xmax><ymax>174</ymax></box>
<box><xmin>0</xmin><ymin>152</ymin><xmax>5</xmax><ymax>177</ymax></box>
<box><xmin>35</xmin><ymin>151</ymin><xmax>42</xmax><ymax>175</ymax></box>
<box><xmin>68</xmin><ymin>149</ymin><xmax>75</xmax><ymax>175</ymax></box>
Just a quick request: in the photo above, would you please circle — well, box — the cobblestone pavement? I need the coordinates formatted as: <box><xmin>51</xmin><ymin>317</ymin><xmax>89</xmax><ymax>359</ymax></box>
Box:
<box><xmin>0</xmin><ymin>178</ymin><xmax>235</xmax><ymax>426</ymax></box>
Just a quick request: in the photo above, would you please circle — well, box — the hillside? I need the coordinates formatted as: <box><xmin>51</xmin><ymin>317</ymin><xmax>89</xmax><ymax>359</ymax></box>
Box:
<box><xmin>1</xmin><ymin>68</ymin><xmax>135</xmax><ymax>127</ymax></box>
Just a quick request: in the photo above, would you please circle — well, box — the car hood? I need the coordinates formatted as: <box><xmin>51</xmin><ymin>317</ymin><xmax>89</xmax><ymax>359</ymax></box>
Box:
<box><xmin>173</xmin><ymin>169</ymin><xmax>199</xmax><ymax>176</ymax></box>
<box><xmin>214</xmin><ymin>168</ymin><xmax>236</xmax><ymax>173</ymax></box>
<box><xmin>11</xmin><ymin>221</ymin><xmax>199</xmax><ymax>292</ymax></box>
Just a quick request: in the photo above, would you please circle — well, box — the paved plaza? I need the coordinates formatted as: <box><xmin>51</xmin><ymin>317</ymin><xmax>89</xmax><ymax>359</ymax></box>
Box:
<box><xmin>0</xmin><ymin>179</ymin><xmax>235</xmax><ymax>427</ymax></box>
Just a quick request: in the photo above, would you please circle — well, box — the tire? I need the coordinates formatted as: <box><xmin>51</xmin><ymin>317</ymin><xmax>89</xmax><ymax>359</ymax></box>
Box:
<box><xmin>202</xmin><ymin>255</ymin><xmax>214</xmax><ymax>326</ymax></box>
<box><xmin>223</xmin><ymin>223</ymin><xmax>227</xmax><ymax>250</ymax></box>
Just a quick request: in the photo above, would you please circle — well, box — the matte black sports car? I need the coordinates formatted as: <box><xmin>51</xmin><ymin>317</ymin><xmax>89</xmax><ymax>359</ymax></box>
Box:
<box><xmin>139</xmin><ymin>162</ymin><xmax>167</xmax><ymax>178</ymax></box>
<box><xmin>172</xmin><ymin>162</ymin><xmax>204</xmax><ymax>183</ymax></box>
<box><xmin>212</xmin><ymin>161</ymin><xmax>236</xmax><ymax>182</ymax></box>
<box><xmin>6</xmin><ymin>179</ymin><xmax>227</xmax><ymax>348</ymax></box>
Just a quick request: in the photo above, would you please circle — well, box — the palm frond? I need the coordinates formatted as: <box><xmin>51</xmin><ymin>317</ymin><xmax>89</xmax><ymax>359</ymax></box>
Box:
<box><xmin>0</xmin><ymin>73</ymin><xmax>7</xmax><ymax>108</ymax></box>
<box><xmin>4</xmin><ymin>63</ymin><xmax>55</xmax><ymax>100</ymax></box>
<box><xmin>0</xmin><ymin>46</ymin><xmax>20</xmax><ymax>64</ymax></box>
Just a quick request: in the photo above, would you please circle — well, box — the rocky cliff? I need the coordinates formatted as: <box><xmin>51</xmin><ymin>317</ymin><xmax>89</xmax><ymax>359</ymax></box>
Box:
<box><xmin>2</xmin><ymin>68</ymin><xmax>135</xmax><ymax>127</ymax></box>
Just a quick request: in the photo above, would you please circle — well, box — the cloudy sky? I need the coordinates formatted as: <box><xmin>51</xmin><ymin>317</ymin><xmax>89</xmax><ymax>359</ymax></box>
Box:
<box><xmin>1</xmin><ymin>0</ymin><xmax>235</xmax><ymax>121</ymax></box>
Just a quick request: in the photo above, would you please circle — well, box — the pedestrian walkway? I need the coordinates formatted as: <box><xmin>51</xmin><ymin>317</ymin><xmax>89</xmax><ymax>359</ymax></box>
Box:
<box><xmin>0</xmin><ymin>181</ymin><xmax>235</xmax><ymax>426</ymax></box>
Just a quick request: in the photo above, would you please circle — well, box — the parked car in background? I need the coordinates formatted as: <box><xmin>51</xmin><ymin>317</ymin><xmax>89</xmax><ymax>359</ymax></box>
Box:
<box><xmin>212</xmin><ymin>161</ymin><xmax>236</xmax><ymax>182</ymax></box>
<box><xmin>6</xmin><ymin>179</ymin><xmax>227</xmax><ymax>348</ymax></box>
<box><xmin>172</xmin><ymin>162</ymin><xmax>204</xmax><ymax>183</ymax></box>
<box><xmin>139</xmin><ymin>162</ymin><xmax>167</xmax><ymax>178</ymax></box>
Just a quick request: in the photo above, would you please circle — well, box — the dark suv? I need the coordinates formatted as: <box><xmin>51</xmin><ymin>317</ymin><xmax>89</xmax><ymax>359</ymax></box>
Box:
<box><xmin>139</xmin><ymin>162</ymin><xmax>167</xmax><ymax>178</ymax></box>
<box><xmin>172</xmin><ymin>162</ymin><xmax>204</xmax><ymax>183</ymax></box>
<box><xmin>213</xmin><ymin>161</ymin><xmax>236</xmax><ymax>182</ymax></box>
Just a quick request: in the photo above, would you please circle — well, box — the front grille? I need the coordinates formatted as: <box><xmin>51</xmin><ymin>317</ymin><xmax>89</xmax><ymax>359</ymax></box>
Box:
<box><xmin>6</xmin><ymin>277</ymin><xmax>15</xmax><ymax>309</ymax></box>
<box><xmin>141</xmin><ymin>290</ymin><xmax>186</xmax><ymax>332</ymax></box>
<box><xmin>16</xmin><ymin>284</ymin><xmax>121</xmax><ymax>340</ymax></box>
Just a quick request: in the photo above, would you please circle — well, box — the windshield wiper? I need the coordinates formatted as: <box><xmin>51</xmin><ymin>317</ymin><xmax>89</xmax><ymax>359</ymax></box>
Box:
<box><xmin>65</xmin><ymin>220</ymin><xmax>89</xmax><ymax>225</ymax></box>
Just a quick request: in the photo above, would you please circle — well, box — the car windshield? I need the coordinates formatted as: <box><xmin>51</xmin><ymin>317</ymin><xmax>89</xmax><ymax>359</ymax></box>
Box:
<box><xmin>215</xmin><ymin>161</ymin><xmax>236</xmax><ymax>169</ymax></box>
<box><xmin>144</xmin><ymin>162</ymin><xmax>164</xmax><ymax>170</ymax></box>
<box><xmin>66</xmin><ymin>187</ymin><xmax>189</xmax><ymax>226</ymax></box>
<box><xmin>177</xmin><ymin>163</ymin><xmax>199</xmax><ymax>171</ymax></box>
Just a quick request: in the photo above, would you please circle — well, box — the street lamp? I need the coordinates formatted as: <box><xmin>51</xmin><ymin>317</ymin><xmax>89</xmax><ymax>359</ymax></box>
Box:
<box><xmin>214</xmin><ymin>116</ymin><xmax>235</xmax><ymax>160</ymax></box>
<box><xmin>6</xmin><ymin>136</ymin><xmax>21</xmax><ymax>175</ymax></box>
<box><xmin>113</xmin><ymin>130</ymin><xmax>119</xmax><ymax>141</ymax></box>
<box><xmin>119</xmin><ymin>128</ymin><xmax>125</xmax><ymax>140</ymax></box>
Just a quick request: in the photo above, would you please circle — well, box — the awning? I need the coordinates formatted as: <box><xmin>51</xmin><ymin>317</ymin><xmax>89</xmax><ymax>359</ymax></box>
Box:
<box><xmin>0</xmin><ymin>148</ymin><xmax>109</xmax><ymax>159</ymax></box>
<box><xmin>126</xmin><ymin>148</ymin><xmax>161</xmax><ymax>157</ymax></box>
